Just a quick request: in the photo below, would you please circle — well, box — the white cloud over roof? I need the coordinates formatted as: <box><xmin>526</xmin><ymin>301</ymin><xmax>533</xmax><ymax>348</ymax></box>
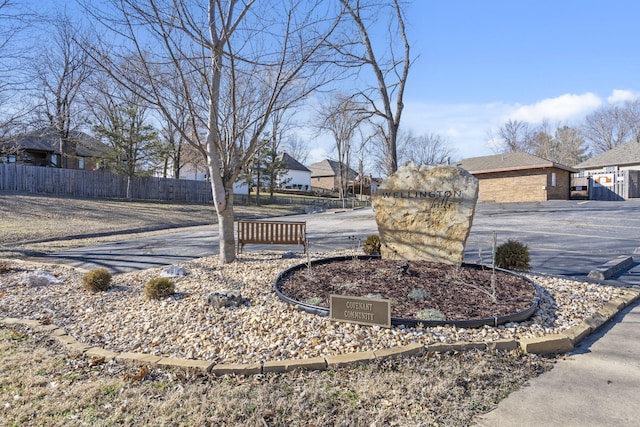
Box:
<box><xmin>503</xmin><ymin>93</ymin><xmax>602</xmax><ymax>123</ymax></box>
<box><xmin>607</xmin><ymin>89</ymin><xmax>640</xmax><ymax>103</ymax></box>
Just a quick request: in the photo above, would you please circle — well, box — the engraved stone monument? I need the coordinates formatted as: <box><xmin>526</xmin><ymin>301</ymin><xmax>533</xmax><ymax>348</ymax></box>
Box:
<box><xmin>371</xmin><ymin>163</ymin><xmax>478</xmax><ymax>264</ymax></box>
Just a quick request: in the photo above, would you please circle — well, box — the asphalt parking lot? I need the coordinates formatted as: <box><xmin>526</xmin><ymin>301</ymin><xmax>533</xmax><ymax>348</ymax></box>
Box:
<box><xmin>45</xmin><ymin>200</ymin><xmax>640</xmax><ymax>284</ymax></box>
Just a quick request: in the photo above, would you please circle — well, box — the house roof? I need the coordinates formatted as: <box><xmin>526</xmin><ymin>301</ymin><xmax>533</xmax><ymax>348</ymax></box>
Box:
<box><xmin>455</xmin><ymin>152</ymin><xmax>577</xmax><ymax>174</ymax></box>
<box><xmin>279</xmin><ymin>152</ymin><xmax>310</xmax><ymax>172</ymax></box>
<box><xmin>308</xmin><ymin>159</ymin><xmax>357</xmax><ymax>178</ymax></box>
<box><xmin>4</xmin><ymin>128</ymin><xmax>109</xmax><ymax>157</ymax></box>
<box><xmin>574</xmin><ymin>141</ymin><xmax>640</xmax><ymax>169</ymax></box>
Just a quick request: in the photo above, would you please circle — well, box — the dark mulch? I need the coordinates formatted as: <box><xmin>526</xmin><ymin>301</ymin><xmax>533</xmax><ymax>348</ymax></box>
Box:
<box><xmin>278</xmin><ymin>258</ymin><xmax>537</xmax><ymax>321</ymax></box>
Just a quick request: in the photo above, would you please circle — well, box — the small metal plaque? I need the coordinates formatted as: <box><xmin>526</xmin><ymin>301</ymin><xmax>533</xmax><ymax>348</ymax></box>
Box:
<box><xmin>330</xmin><ymin>294</ymin><xmax>391</xmax><ymax>328</ymax></box>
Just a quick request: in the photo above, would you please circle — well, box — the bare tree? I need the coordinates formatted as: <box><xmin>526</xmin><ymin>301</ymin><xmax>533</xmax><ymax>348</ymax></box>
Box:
<box><xmin>529</xmin><ymin>120</ymin><xmax>559</xmax><ymax>160</ymax></box>
<box><xmin>496</xmin><ymin>119</ymin><xmax>533</xmax><ymax>154</ymax></box>
<box><xmin>398</xmin><ymin>131</ymin><xmax>456</xmax><ymax>166</ymax></box>
<box><xmin>496</xmin><ymin>119</ymin><xmax>588</xmax><ymax>166</ymax></box>
<box><xmin>581</xmin><ymin>103</ymin><xmax>634</xmax><ymax>154</ymax></box>
<box><xmin>337</xmin><ymin>0</ymin><xmax>411</xmax><ymax>176</ymax></box>
<box><xmin>282</xmin><ymin>135</ymin><xmax>309</xmax><ymax>165</ymax></box>
<box><xmin>33</xmin><ymin>13</ymin><xmax>93</xmax><ymax>168</ymax></box>
<box><xmin>622</xmin><ymin>100</ymin><xmax>640</xmax><ymax>144</ymax></box>
<box><xmin>0</xmin><ymin>1</ymin><xmax>40</xmax><ymax>138</ymax></box>
<box><xmin>81</xmin><ymin>0</ymin><xmax>341</xmax><ymax>262</ymax></box>
<box><xmin>315</xmin><ymin>94</ymin><xmax>364</xmax><ymax>203</ymax></box>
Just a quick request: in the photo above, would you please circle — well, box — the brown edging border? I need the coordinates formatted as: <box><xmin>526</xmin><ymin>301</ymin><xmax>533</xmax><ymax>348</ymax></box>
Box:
<box><xmin>2</xmin><ymin>289</ymin><xmax>638</xmax><ymax>376</ymax></box>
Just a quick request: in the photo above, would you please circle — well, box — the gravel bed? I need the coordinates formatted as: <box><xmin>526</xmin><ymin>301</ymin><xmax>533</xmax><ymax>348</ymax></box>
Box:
<box><xmin>0</xmin><ymin>252</ymin><xmax>627</xmax><ymax>364</ymax></box>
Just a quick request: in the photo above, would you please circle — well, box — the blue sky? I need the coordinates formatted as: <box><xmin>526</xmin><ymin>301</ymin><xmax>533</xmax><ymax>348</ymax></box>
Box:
<box><xmin>32</xmin><ymin>1</ymin><xmax>640</xmax><ymax>165</ymax></box>
<box><xmin>385</xmin><ymin>0</ymin><xmax>640</xmax><ymax>162</ymax></box>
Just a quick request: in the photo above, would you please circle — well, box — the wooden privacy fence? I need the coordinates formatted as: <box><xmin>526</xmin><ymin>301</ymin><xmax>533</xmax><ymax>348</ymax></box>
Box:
<box><xmin>0</xmin><ymin>164</ymin><xmax>370</xmax><ymax>207</ymax></box>
<box><xmin>571</xmin><ymin>170</ymin><xmax>640</xmax><ymax>201</ymax></box>
<box><xmin>236</xmin><ymin>219</ymin><xmax>307</xmax><ymax>254</ymax></box>
<box><xmin>0</xmin><ymin>164</ymin><xmax>213</xmax><ymax>203</ymax></box>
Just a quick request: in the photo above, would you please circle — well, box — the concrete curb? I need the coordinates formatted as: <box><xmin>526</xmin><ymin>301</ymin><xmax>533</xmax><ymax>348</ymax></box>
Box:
<box><xmin>588</xmin><ymin>255</ymin><xmax>635</xmax><ymax>281</ymax></box>
<box><xmin>2</xmin><ymin>289</ymin><xmax>639</xmax><ymax>376</ymax></box>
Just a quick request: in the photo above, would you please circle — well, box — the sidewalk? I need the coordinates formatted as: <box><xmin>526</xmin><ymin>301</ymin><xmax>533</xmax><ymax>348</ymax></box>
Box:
<box><xmin>475</xmin><ymin>298</ymin><xmax>640</xmax><ymax>427</ymax></box>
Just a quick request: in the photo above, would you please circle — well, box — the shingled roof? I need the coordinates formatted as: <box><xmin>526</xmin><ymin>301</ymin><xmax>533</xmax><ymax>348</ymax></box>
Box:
<box><xmin>4</xmin><ymin>128</ymin><xmax>109</xmax><ymax>157</ymax></box>
<box><xmin>308</xmin><ymin>159</ymin><xmax>357</xmax><ymax>177</ymax></box>
<box><xmin>279</xmin><ymin>152</ymin><xmax>310</xmax><ymax>172</ymax></box>
<box><xmin>574</xmin><ymin>141</ymin><xmax>640</xmax><ymax>169</ymax></box>
<box><xmin>455</xmin><ymin>152</ymin><xmax>576</xmax><ymax>174</ymax></box>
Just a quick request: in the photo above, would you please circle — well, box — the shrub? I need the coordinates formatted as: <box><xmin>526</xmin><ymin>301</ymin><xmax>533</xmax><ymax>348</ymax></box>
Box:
<box><xmin>82</xmin><ymin>268</ymin><xmax>112</xmax><ymax>292</ymax></box>
<box><xmin>0</xmin><ymin>260</ymin><xmax>11</xmax><ymax>274</ymax></box>
<box><xmin>144</xmin><ymin>277</ymin><xmax>175</xmax><ymax>300</ymax></box>
<box><xmin>417</xmin><ymin>308</ymin><xmax>447</xmax><ymax>321</ymax></box>
<box><xmin>362</xmin><ymin>235</ymin><xmax>381</xmax><ymax>256</ymax></box>
<box><xmin>495</xmin><ymin>239</ymin><xmax>531</xmax><ymax>271</ymax></box>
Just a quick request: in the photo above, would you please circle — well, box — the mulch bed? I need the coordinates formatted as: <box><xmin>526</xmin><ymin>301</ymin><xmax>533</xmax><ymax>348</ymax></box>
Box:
<box><xmin>278</xmin><ymin>257</ymin><xmax>537</xmax><ymax>321</ymax></box>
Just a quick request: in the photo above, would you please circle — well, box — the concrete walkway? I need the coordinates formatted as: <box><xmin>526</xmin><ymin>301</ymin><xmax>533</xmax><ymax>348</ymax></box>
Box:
<box><xmin>476</xmin><ymin>299</ymin><xmax>640</xmax><ymax>426</ymax></box>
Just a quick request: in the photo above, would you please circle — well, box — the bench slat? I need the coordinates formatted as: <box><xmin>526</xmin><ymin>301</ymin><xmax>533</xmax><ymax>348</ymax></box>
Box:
<box><xmin>237</xmin><ymin>219</ymin><xmax>307</xmax><ymax>253</ymax></box>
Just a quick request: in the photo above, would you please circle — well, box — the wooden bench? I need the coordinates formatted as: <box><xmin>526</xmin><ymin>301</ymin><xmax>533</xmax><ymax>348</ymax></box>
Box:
<box><xmin>236</xmin><ymin>219</ymin><xmax>307</xmax><ymax>254</ymax></box>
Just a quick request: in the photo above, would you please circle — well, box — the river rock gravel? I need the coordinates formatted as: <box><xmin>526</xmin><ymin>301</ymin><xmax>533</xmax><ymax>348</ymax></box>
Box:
<box><xmin>0</xmin><ymin>252</ymin><xmax>628</xmax><ymax>364</ymax></box>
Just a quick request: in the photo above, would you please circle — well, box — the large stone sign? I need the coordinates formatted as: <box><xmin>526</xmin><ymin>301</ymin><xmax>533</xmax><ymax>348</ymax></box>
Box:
<box><xmin>371</xmin><ymin>163</ymin><xmax>478</xmax><ymax>264</ymax></box>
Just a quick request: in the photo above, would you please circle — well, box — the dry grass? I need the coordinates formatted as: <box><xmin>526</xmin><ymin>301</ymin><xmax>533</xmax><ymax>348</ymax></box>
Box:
<box><xmin>0</xmin><ymin>193</ymin><xmax>301</xmax><ymax>256</ymax></box>
<box><xmin>0</xmin><ymin>194</ymin><xmax>557</xmax><ymax>426</ymax></box>
<box><xmin>0</xmin><ymin>325</ymin><xmax>553</xmax><ymax>426</ymax></box>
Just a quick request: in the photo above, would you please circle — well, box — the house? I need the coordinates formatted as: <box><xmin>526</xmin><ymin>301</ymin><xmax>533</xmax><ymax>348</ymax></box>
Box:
<box><xmin>573</xmin><ymin>141</ymin><xmax>640</xmax><ymax>173</ymax></box>
<box><xmin>573</xmin><ymin>142</ymin><xmax>640</xmax><ymax>200</ymax></box>
<box><xmin>308</xmin><ymin>159</ymin><xmax>358</xmax><ymax>193</ymax></box>
<box><xmin>0</xmin><ymin>128</ymin><xmax>110</xmax><ymax>170</ymax></box>
<box><xmin>277</xmin><ymin>152</ymin><xmax>311</xmax><ymax>191</ymax></box>
<box><xmin>456</xmin><ymin>152</ymin><xmax>577</xmax><ymax>203</ymax></box>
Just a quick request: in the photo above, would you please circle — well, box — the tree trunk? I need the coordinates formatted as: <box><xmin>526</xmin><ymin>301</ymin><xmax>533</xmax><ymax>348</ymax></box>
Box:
<box><xmin>217</xmin><ymin>191</ymin><xmax>236</xmax><ymax>263</ymax></box>
<box><xmin>126</xmin><ymin>176</ymin><xmax>132</xmax><ymax>200</ymax></box>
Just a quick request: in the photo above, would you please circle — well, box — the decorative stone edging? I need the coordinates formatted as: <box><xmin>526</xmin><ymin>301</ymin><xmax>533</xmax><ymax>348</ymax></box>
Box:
<box><xmin>2</xmin><ymin>289</ymin><xmax>638</xmax><ymax>376</ymax></box>
<box><xmin>274</xmin><ymin>255</ymin><xmax>542</xmax><ymax>328</ymax></box>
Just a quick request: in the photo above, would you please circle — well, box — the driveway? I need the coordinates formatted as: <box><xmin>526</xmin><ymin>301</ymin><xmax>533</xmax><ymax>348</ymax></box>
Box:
<box><xmin>43</xmin><ymin>200</ymin><xmax>640</xmax><ymax>283</ymax></box>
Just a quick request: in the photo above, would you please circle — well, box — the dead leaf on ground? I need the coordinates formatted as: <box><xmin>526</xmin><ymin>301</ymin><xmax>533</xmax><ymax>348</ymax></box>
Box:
<box><xmin>90</xmin><ymin>356</ymin><xmax>106</xmax><ymax>367</ymax></box>
<box><xmin>124</xmin><ymin>365</ymin><xmax>149</xmax><ymax>381</ymax></box>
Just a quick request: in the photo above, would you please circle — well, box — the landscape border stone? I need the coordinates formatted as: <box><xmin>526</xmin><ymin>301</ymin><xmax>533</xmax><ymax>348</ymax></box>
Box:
<box><xmin>587</xmin><ymin>255</ymin><xmax>634</xmax><ymax>281</ymax></box>
<box><xmin>1</xmin><ymin>288</ymin><xmax>638</xmax><ymax>376</ymax></box>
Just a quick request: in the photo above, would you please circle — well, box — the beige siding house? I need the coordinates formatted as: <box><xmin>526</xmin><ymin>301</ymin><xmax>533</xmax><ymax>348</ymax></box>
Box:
<box><xmin>574</xmin><ymin>141</ymin><xmax>640</xmax><ymax>172</ymax></box>
<box><xmin>308</xmin><ymin>159</ymin><xmax>357</xmax><ymax>193</ymax></box>
<box><xmin>456</xmin><ymin>152</ymin><xmax>576</xmax><ymax>203</ymax></box>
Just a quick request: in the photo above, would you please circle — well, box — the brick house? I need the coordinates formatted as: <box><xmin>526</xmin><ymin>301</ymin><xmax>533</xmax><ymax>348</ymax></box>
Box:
<box><xmin>456</xmin><ymin>152</ymin><xmax>577</xmax><ymax>203</ymax></box>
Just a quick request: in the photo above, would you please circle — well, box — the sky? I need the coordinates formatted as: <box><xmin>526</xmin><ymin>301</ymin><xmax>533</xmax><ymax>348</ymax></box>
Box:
<box><xmin>373</xmin><ymin>0</ymin><xmax>640</xmax><ymax>163</ymax></box>
<box><xmin>26</xmin><ymin>0</ymin><xmax>640</xmax><ymax>166</ymax></box>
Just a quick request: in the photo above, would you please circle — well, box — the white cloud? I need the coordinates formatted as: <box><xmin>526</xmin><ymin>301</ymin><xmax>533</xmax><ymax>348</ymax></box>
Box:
<box><xmin>299</xmin><ymin>89</ymin><xmax>639</xmax><ymax>166</ymax></box>
<box><xmin>503</xmin><ymin>93</ymin><xmax>602</xmax><ymax>123</ymax></box>
<box><xmin>607</xmin><ymin>89</ymin><xmax>640</xmax><ymax>103</ymax></box>
<box><xmin>401</xmin><ymin>101</ymin><xmax>511</xmax><ymax>159</ymax></box>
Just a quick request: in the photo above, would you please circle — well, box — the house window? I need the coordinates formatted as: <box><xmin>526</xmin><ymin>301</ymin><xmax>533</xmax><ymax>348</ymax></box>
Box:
<box><xmin>551</xmin><ymin>172</ymin><xmax>557</xmax><ymax>187</ymax></box>
<box><xmin>1</xmin><ymin>155</ymin><xmax>15</xmax><ymax>163</ymax></box>
<box><xmin>78</xmin><ymin>158</ymin><xmax>85</xmax><ymax>169</ymax></box>
<box><xmin>51</xmin><ymin>154</ymin><xmax>58</xmax><ymax>166</ymax></box>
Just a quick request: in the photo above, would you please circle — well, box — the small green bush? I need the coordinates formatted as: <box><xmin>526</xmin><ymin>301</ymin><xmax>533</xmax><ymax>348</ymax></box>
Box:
<box><xmin>82</xmin><ymin>268</ymin><xmax>112</xmax><ymax>292</ymax></box>
<box><xmin>144</xmin><ymin>277</ymin><xmax>175</xmax><ymax>300</ymax></box>
<box><xmin>362</xmin><ymin>235</ymin><xmax>381</xmax><ymax>255</ymax></box>
<box><xmin>495</xmin><ymin>239</ymin><xmax>531</xmax><ymax>271</ymax></box>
